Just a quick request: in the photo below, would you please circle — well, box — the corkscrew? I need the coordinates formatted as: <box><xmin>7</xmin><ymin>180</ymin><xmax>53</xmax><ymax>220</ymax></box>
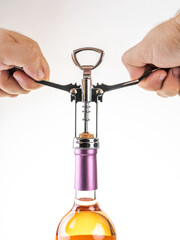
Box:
<box><xmin>31</xmin><ymin>47</ymin><xmax>166</xmax><ymax>145</ymax></box>
<box><xmin>11</xmin><ymin>47</ymin><xmax>167</xmax><ymax>149</ymax></box>
<box><xmin>33</xmin><ymin>48</ymin><xmax>166</xmax><ymax>101</ymax></box>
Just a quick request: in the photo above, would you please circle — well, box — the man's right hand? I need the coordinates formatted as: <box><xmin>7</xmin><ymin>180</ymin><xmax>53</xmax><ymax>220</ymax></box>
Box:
<box><xmin>122</xmin><ymin>13</ymin><xmax>180</xmax><ymax>97</ymax></box>
<box><xmin>0</xmin><ymin>28</ymin><xmax>50</xmax><ymax>97</ymax></box>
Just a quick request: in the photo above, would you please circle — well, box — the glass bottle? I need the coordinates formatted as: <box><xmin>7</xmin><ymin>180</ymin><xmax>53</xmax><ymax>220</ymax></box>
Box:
<box><xmin>56</xmin><ymin>147</ymin><xmax>116</xmax><ymax>240</ymax></box>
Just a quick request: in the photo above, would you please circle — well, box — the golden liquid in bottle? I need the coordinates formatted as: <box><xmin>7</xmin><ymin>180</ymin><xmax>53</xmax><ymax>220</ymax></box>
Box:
<box><xmin>56</xmin><ymin>200</ymin><xmax>116</xmax><ymax>240</ymax></box>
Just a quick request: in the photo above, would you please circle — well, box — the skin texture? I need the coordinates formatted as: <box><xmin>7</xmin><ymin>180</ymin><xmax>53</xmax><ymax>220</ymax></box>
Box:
<box><xmin>122</xmin><ymin>13</ymin><xmax>180</xmax><ymax>97</ymax></box>
<box><xmin>0</xmin><ymin>28</ymin><xmax>49</xmax><ymax>97</ymax></box>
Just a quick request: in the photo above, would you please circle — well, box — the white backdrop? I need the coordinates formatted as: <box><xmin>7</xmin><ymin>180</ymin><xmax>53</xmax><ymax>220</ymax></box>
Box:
<box><xmin>0</xmin><ymin>0</ymin><xmax>179</xmax><ymax>240</ymax></box>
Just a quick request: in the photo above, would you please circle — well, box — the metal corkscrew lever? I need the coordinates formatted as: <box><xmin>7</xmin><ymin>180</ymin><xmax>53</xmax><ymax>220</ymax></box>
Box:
<box><xmin>12</xmin><ymin>47</ymin><xmax>168</xmax><ymax>102</ymax></box>
<box><xmin>11</xmin><ymin>47</ymin><xmax>168</xmax><ymax>146</ymax></box>
<box><xmin>32</xmin><ymin>48</ymin><xmax>168</xmax><ymax>103</ymax></box>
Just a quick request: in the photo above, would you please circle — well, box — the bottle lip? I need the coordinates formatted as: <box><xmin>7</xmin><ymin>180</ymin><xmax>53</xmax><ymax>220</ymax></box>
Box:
<box><xmin>73</xmin><ymin>137</ymin><xmax>99</xmax><ymax>149</ymax></box>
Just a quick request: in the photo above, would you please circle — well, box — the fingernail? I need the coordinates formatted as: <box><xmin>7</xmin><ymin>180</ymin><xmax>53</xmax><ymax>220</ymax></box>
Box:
<box><xmin>159</xmin><ymin>74</ymin><xmax>167</xmax><ymax>82</ymax></box>
<box><xmin>172</xmin><ymin>67</ymin><xmax>180</xmax><ymax>78</ymax></box>
<box><xmin>37</xmin><ymin>68</ymin><xmax>45</xmax><ymax>80</ymax></box>
<box><xmin>13</xmin><ymin>74</ymin><xmax>21</xmax><ymax>81</ymax></box>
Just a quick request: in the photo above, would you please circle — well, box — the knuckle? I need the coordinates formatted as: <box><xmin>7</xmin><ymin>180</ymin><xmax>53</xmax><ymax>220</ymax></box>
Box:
<box><xmin>30</xmin><ymin>40</ymin><xmax>40</xmax><ymax>52</ymax></box>
<box><xmin>32</xmin><ymin>40</ymin><xmax>39</xmax><ymax>48</ymax></box>
<box><xmin>156</xmin><ymin>91</ymin><xmax>168</xmax><ymax>98</ymax></box>
<box><xmin>26</xmin><ymin>47</ymin><xmax>40</xmax><ymax>64</ymax></box>
<box><xmin>46</xmin><ymin>62</ymin><xmax>50</xmax><ymax>74</ymax></box>
<box><xmin>121</xmin><ymin>52</ymin><xmax>127</xmax><ymax>65</ymax></box>
<box><xmin>27</xmin><ymin>41</ymin><xmax>37</xmax><ymax>52</ymax></box>
<box><xmin>23</xmin><ymin>90</ymin><xmax>30</xmax><ymax>94</ymax></box>
<box><xmin>166</xmin><ymin>90</ymin><xmax>178</xmax><ymax>96</ymax></box>
<box><xmin>163</xmin><ymin>85</ymin><xmax>179</xmax><ymax>96</ymax></box>
<box><xmin>172</xmin><ymin>86</ymin><xmax>179</xmax><ymax>94</ymax></box>
<box><xmin>26</xmin><ymin>40</ymin><xmax>40</xmax><ymax>56</ymax></box>
<box><xmin>23</xmin><ymin>40</ymin><xmax>42</xmax><ymax>67</ymax></box>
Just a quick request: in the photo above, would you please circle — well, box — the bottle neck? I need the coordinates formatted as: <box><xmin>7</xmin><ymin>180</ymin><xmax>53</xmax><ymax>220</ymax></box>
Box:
<box><xmin>74</xmin><ymin>148</ymin><xmax>98</xmax><ymax>206</ymax></box>
<box><xmin>75</xmin><ymin>190</ymin><xmax>96</xmax><ymax>200</ymax></box>
<box><xmin>74</xmin><ymin>148</ymin><xmax>98</xmax><ymax>191</ymax></box>
<box><xmin>75</xmin><ymin>190</ymin><xmax>97</xmax><ymax>206</ymax></box>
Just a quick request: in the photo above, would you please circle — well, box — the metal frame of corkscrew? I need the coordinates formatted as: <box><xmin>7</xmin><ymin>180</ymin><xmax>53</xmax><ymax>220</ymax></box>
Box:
<box><xmin>26</xmin><ymin>47</ymin><xmax>166</xmax><ymax>149</ymax></box>
<box><xmin>70</xmin><ymin>47</ymin><xmax>105</xmax><ymax>142</ymax></box>
<box><xmin>10</xmin><ymin>47</ymin><xmax>168</xmax><ymax>144</ymax></box>
<box><xmin>11</xmin><ymin>47</ymin><xmax>167</xmax><ymax>147</ymax></box>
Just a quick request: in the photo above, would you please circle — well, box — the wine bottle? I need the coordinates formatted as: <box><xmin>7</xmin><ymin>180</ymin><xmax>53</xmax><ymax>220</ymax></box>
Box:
<box><xmin>56</xmin><ymin>48</ymin><xmax>116</xmax><ymax>240</ymax></box>
<box><xmin>56</xmin><ymin>145</ymin><xmax>116</xmax><ymax>240</ymax></box>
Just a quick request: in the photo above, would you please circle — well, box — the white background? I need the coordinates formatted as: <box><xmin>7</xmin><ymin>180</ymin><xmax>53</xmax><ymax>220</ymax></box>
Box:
<box><xmin>0</xmin><ymin>0</ymin><xmax>180</xmax><ymax>240</ymax></box>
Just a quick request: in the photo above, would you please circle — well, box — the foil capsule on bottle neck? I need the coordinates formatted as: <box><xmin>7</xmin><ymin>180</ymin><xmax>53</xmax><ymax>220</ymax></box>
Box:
<box><xmin>73</xmin><ymin>136</ymin><xmax>99</xmax><ymax>191</ymax></box>
<box><xmin>74</xmin><ymin>148</ymin><xmax>98</xmax><ymax>191</ymax></box>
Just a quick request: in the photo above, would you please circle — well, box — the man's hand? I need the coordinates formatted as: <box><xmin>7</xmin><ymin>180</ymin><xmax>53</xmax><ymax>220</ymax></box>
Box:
<box><xmin>122</xmin><ymin>13</ymin><xmax>180</xmax><ymax>97</ymax></box>
<box><xmin>0</xmin><ymin>29</ymin><xmax>49</xmax><ymax>97</ymax></box>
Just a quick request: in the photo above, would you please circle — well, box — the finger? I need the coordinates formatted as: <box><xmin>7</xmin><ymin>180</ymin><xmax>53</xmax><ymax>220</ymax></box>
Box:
<box><xmin>0</xmin><ymin>62</ymin><xmax>14</xmax><ymax>70</ymax></box>
<box><xmin>122</xmin><ymin>44</ymin><xmax>146</xmax><ymax>79</ymax></box>
<box><xmin>0</xmin><ymin>88</ymin><xmax>18</xmax><ymax>98</ymax></box>
<box><xmin>157</xmin><ymin>68</ymin><xmax>180</xmax><ymax>97</ymax></box>
<box><xmin>138</xmin><ymin>69</ymin><xmax>167</xmax><ymax>91</ymax></box>
<box><xmin>0</xmin><ymin>70</ymin><xmax>30</xmax><ymax>94</ymax></box>
<box><xmin>34</xmin><ymin>43</ymin><xmax>50</xmax><ymax>81</ymax></box>
<box><xmin>13</xmin><ymin>70</ymin><xmax>42</xmax><ymax>91</ymax></box>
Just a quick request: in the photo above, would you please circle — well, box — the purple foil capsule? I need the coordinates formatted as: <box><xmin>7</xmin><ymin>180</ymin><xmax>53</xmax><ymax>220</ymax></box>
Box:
<box><xmin>74</xmin><ymin>148</ymin><xmax>97</xmax><ymax>191</ymax></box>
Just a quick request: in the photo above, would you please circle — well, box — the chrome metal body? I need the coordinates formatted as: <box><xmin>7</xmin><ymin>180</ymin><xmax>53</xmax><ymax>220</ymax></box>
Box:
<box><xmin>71</xmin><ymin>47</ymin><xmax>104</xmax><ymax>137</ymax></box>
<box><xmin>73</xmin><ymin>137</ymin><xmax>99</xmax><ymax>149</ymax></box>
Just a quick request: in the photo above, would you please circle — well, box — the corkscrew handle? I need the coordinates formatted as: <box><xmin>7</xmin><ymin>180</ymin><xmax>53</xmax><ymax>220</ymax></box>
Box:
<box><xmin>9</xmin><ymin>66</ymin><xmax>80</xmax><ymax>93</ymax></box>
<box><xmin>72</xmin><ymin>47</ymin><xmax>104</xmax><ymax>70</ymax></box>
<box><xmin>95</xmin><ymin>68</ymin><xmax>169</xmax><ymax>93</ymax></box>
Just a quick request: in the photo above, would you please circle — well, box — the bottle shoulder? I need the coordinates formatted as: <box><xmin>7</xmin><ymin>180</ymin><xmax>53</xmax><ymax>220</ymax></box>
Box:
<box><xmin>56</xmin><ymin>201</ymin><xmax>116</xmax><ymax>239</ymax></box>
